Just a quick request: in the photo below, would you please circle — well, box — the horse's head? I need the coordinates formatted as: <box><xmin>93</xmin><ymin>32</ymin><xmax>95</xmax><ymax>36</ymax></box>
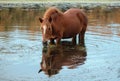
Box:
<box><xmin>39</xmin><ymin>17</ymin><xmax>53</xmax><ymax>43</ymax></box>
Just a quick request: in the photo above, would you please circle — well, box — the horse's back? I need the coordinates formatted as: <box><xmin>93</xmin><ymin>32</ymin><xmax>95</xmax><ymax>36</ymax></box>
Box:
<box><xmin>64</xmin><ymin>8</ymin><xmax>84</xmax><ymax>16</ymax></box>
<box><xmin>64</xmin><ymin>8</ymin><xmax>87</xmax><ymax>28</ymax></box>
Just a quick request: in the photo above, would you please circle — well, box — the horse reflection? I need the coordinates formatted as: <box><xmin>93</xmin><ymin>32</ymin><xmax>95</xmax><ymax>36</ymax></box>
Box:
<box><xmin>39</xmin><ymin>42</ymin><xmax>87</xmax><ymax>77</ymax></box>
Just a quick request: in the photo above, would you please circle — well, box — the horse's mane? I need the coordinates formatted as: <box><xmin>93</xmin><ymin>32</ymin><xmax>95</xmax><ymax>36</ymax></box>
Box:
<box><xmin>43</xmin><ymin>7</ymin><xmax>63</xmax><ymax>19</ymax></box>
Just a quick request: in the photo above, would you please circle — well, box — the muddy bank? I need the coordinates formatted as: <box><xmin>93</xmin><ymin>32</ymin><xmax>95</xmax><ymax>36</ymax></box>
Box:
<box><xmin>0</xmin><ymin>2</ymin><xmax>120</xmax><ymax>10</ymax></box>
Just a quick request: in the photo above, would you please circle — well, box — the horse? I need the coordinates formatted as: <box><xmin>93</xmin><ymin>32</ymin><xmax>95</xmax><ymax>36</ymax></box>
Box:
<box><xmin>39</xmin><ymin>7</ymin><xmax>88</xmax><ymax>46</ymax></box>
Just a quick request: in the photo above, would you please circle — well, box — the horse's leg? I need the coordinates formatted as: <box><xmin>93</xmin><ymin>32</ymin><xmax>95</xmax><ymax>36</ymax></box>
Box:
<box><xmin>79</xmin><ymin>23</ymin><xmax>87</xmax><ymax>46</ymax></box>
<box><xmin>72</xmin><ymin>35</ymin><xmax>76</xmax><ymax>45</ymax></box>
<box><xmin>56</xmin><ymin>37</ymin><xmax>61</xmax><ymax>45</ymax></box>
<box><xmin>56</xmin><ymin>32</ymin><xmax>63</xmax><ymax>46</ymax></box>
<box><xmin>50</xmin><ymin>38</ymin><xmax>55</xmax><ymax>45</ymax></box>
<box><xmin>79</xmin><ymin>33</ymin><xmax>84</xmax><ymax>45</ymax></box>
<box><xmin>79</xmin><ymin>30</ymin><xmax>85</xmax><ymax>46</ymax></box>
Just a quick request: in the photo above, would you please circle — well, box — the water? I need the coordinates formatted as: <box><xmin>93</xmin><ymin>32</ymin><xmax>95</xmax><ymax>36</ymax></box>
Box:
<box><xmin>0</xmin><ymin>7</ymin><xmax>120</xmax><ymax>81</ymax></box>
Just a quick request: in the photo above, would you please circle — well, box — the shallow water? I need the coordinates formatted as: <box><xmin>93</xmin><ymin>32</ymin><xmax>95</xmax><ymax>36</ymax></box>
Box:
<box><xmin>0</xmin><ymin>7</ymin><xmax>120</xmax><ymax>81</ymax></box>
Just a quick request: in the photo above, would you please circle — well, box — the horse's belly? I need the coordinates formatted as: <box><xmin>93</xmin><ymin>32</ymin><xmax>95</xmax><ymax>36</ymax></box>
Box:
<box><xmin>62</xmin><ymin>24</ymin><xmax>81</xmax><ymax>39</ymax></box>
<box><xmin>62</xmin><ymin>19</ymin><xmax>81</xmax><ymax>38</ymax></box>
<box><xmin>62</xmin><ymin>31</ymin><xmax>78</xmax><ymax>39</ymax></box>
<box><xmin>62</xmin><ymin>36</ymin><xmax>73</xmax><ymax>39</ymax></box>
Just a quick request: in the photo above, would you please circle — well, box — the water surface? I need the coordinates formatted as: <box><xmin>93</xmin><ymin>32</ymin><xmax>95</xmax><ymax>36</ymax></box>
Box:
<box><xmin>0</xmin><ymin>7</ymin><xmax>120</xmax><ymax>81</ymax></box>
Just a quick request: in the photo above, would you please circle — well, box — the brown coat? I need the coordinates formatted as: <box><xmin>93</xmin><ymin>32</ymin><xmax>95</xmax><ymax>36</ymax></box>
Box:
<box><xmin>39</xmin><ymin>7</ymin><xmax>88</xmax><ymax>45</ymax></box>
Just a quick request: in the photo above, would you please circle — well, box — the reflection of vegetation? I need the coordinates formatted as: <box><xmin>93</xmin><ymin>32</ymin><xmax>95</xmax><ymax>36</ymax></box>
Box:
<box><xmin>39</xmin><ymin>42</ymin><xmax>87</xmax><ymax>77</ymax></box>
<box><xmin>0</xmin><ymin>8</ymin><xmax>44</xmax><ymax>31</ymax></box>
<box><xmin>87</xmin><ymin>7</ymin><xmax>120</xmax><ymax>35</ymax></box>
<box><xmin>0</xmin><ymin>7</ymin><xmax>120</xmax><ymax>36</ymax></box>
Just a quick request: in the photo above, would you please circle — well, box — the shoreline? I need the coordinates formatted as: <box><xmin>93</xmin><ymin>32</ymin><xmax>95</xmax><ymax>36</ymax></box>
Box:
<box><xmin>0</xmin><ymin>1</ymin><xmax>120</xmax><ymax>10</ymax></box>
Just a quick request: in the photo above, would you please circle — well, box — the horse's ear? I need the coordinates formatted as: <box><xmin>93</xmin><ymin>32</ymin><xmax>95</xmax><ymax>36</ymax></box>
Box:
<box><xmin>39</xmin><ymin>18</ymin><xmax>43</xmax><ymax>23</ymax></box>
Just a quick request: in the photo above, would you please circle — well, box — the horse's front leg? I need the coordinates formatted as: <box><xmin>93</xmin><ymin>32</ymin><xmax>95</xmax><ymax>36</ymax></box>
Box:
<box><xmin>50</xmin><ymin>38</ymin><xmax>55</xmax><ymax>45</ymax></box>
<box><xmin>56</xmin><ymin>32</ymin><xmax>63</xmax><ymax>45</ymax></box>
<box><xmin>56</xmin><ymin>37</ymin><xmax>61</xmax><ymax>45</ymax></box>
<box><xmin>72</xmin><ymin>35</ymin><xmax>77</xmax><ymax>45</ymax></box>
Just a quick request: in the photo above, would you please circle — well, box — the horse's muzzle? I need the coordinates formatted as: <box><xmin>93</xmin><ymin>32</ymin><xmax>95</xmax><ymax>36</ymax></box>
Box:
<box><xmin>42</xmin><ymin>41</ymin><xmax>48</xmax><ymax>47</ymax></box>
<box><xmin>42</xmin><ymin>35</ymin><xmax>48</xmax><ymax>46</ymax></box>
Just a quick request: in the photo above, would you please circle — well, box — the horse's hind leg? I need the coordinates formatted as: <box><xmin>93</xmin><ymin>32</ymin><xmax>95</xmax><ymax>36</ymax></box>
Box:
<box><xmin>77</xmin><ymin>11</ymin><xmax>88</xmax><ymax>46</ymax></box>
<box><xmin>79</xmin><ymin>24</ymin><xmax>87</xmax><ymax>46</ymax></box>
<box><xmin>72</xmin><ymin>35</ymin><xmax>76</xmax><ymax>45</ymax></box>
<box><xmin>79</xmin><ymin>30</ymin><xmax>85</xmax><ymax>46</ymax></box>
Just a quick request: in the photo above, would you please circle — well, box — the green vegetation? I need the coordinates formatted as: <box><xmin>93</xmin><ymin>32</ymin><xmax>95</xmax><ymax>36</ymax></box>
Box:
<box><xmin>0</xmin><ymin>0</ymin><xmax>120</xmax><ymax>3</ymax></box>
<box><xmin>0</xmin><ymin>0</ymin><xmax>120</xmax><ymax>9</ymax></box>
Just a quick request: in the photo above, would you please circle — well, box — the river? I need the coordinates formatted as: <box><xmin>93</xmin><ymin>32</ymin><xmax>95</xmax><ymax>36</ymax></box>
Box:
<box><xmin>0</xmin><ymin>7</ymin><xmax>120</xmax><ymax>81</ymax></box>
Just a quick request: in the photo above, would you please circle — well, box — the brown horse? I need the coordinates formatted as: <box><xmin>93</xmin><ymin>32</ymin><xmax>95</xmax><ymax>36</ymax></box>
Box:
<box><xmin>39</xmin><ymin>7</ymin><xmax>88</xmax><ymax>45</ymax></box>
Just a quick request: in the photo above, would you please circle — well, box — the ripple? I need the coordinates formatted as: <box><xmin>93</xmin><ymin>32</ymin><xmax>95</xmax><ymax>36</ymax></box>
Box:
<box><xmin>107</xmin><ymin>23</ymin><xmax>120</xmax><ymax>27</ymax></box>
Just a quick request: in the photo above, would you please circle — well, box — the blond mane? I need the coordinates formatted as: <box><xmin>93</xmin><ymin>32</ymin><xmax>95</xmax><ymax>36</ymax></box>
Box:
<box><xmin>43</xmin><ymin>7</ymin><xmax>63</xmax><ymax>19</ymax></box>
